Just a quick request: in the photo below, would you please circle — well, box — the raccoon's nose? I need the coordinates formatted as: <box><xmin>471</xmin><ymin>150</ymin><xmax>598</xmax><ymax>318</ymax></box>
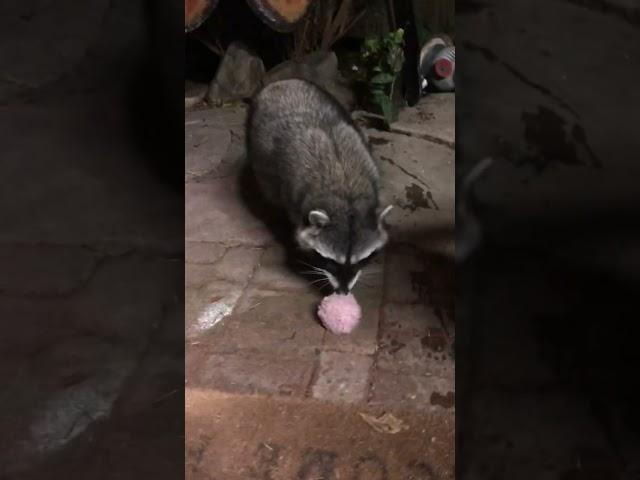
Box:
<box><xmin>337</xmin><ymin>285</ymin><xmax>349</xmax><ymax>295</ymax></box>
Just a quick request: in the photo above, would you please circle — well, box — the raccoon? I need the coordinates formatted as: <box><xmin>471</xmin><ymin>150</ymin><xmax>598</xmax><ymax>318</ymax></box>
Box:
<box><xmin>247</xmin><ymin>79</ymin><xmax>392</xmax><ymax>293</ymax></box>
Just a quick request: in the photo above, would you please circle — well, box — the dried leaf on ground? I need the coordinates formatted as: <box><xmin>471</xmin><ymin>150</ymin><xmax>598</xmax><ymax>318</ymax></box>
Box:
<box><xmin>359</xmin><ymin>412</ymin><xmax>409</xmax><ymax>434</ymax></box>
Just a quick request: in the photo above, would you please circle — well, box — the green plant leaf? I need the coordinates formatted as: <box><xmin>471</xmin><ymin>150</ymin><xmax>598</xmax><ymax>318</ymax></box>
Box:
<box><xmin>370</xmin><ymin>72</ymin><xmax>395</xmax><ymax>84</ymax></box>
<box><xmin>363</xmin><ymin>37</ymin><xmax>381</xmax><ymax>53</ymax></box>
<box><xmin>377</xmin><ymin>95</ymin><xmax>394</xmax><ymax>124</ymax></box>
<box><xmin>386</xmin><ymin>48</ymin><xmax>402</xmax><ymax>72</ymax></box>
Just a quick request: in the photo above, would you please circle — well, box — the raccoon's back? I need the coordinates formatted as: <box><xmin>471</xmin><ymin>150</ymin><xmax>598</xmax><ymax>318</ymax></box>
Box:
<box><xmin>247</xmin><ymin>79</ymin><xmax>378</xmax><ymax>208</ymax></box>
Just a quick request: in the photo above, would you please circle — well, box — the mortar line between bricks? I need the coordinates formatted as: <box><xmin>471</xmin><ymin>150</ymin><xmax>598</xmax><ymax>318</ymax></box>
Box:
<box><xmin>303</xmin><ymin>347</ymin><xmax>323</xmax><ymax>400</ymax></box>
<box><xmin>304</xmin><ymin>319</ymin><xmax>328</xmax><ymax>400</ymax></box>
<box><xmin>378</xmin><ymin>155</ymin><xmax>431</xmax><ymax>191</ymax></box>
<box><xmin>388</xmin><ymin>127</ymin><xmax>455</xmax><ymax>149</ymax></box>
<box><xmin>186</xmin><ymin>245</ymin><xmax>231</xmax><ymax>268</ymax></box>
<box><xmin>365</xmin><ymin>250</ymin><xmax>389</xmax><ymax>405</ymax></box>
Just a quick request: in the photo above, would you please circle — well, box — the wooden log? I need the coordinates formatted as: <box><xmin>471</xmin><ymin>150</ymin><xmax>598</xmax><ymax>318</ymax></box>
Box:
<box><xmin>245</xmin><ymin>0</ymin><xmax>313</xmax><ymax>33</ymax></box>
<box><xmin>185</xmin><ymin>0</ymin><xmax>220</xmax><ymax>32</ymax></box>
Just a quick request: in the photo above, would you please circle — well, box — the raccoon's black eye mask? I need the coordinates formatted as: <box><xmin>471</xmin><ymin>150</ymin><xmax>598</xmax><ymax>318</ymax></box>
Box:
<box><xmin>306</xmin><ymin>249</ymin><xmax>378</xmax><ymax>272</ymax></box>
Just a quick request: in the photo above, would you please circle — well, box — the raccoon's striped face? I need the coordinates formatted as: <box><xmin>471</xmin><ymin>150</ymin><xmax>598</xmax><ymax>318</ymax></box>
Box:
<box><xmin>296</xmin><ymin>206</ymin><xmax>392</xmax><ymax>293</ymax></box>
<box><xmin>305</xmin><ymin>248</ymin><xmax>379</xmax><ymax>293</ymax></box>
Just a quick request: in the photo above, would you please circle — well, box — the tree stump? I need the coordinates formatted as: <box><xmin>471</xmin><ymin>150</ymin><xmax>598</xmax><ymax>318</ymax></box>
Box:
<box><xmin>185</xmin><ymin>0</ymin><xmax>313</xmax><ymax>33</ymax></box>
<box><xmin>185</xmin><ymin>0</ymin><xmax>220</xmax><ymax>32</ymax></box>
<box><xmin>245</xmin><ymin>0</ymin><xmax>313</xmax><ymax>32</ymax></box>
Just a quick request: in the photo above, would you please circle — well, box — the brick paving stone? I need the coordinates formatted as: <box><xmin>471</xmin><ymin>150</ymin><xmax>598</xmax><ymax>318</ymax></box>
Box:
<box><xmin>250</xmin><ymin>244</ymin><xmax>311</xmax><ymax>291</ymax></box>
<box><xmin>185</xmin><ymin>179</ymin><xmax>274</xmax><ymax>246</ymax></box>
<box><xmin>188</xmin><ymin>351</ymin><xmax>315</xmax><ymax>397</ymax></box>
<box><xmin>384</xmin><ymin>245</ymin><xmax>422</xmax><ymax>303</ymax></box>
<box><xmin>201</xmin><ymin>288</ymin><xmax>325</xmax><ymax>355</ymax></box>
<box><xmin>185</xmin><ymin>242</ymin><xmax>227</xmax><ymax>265</ymax></box>
<box><xmin>186</xmin><ymin>263</ymin><xmax>215</xmax><ymax>290</ymax></box>
<box><xmin>377</xmin><ymin>303</ymin><xmax>453</xmax><ymax>378</ymax></box>
<box><xmin>185</xmin><ymin>126</ymin><xmax>231</xmax><ymax>181</ymax></box>
<box><xmin>210</xmin><ymin>246</ymin><xmax>263</xmax><ymax>284</ymax></box>
<box><xmin>369</xmin><ymin>370</ymin><xmax>454</xmax><ymax>412</ymax></box>
<box><xmin>186</xmin><ymin>246</ymin><xmax>261</xmax><ymax>289</ymax></box>
<box><xmin>312</xmin><ymin>351</ymin><xmax>373</xmax><ymax>404</ymax></box>
<box><xmin>377</xmin><ymin>333</ymin><xmax>453</xmax><ymax>379</ymax></box>
<box><xmin>323</xmin><ymin>293</ymin><xmax>381</xmax><ymax>355</ymax></box>
<box><xmin>381</xmin><ymin>302</ymin><xmax>441</xmax><ymax>333</ymax></box>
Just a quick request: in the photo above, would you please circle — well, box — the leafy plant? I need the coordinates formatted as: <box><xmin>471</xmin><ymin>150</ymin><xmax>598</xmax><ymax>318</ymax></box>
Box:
<box><xmin>360</xmin><ymin>28</ymin><xmax>405</xmax><ymax>124</ymax></box>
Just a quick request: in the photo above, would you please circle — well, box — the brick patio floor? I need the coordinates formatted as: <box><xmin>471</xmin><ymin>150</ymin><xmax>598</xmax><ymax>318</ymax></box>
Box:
<box><xmin>185</xmin><ymin>94</ymin><xmax>455</xmax><ymax>479</ymax></box>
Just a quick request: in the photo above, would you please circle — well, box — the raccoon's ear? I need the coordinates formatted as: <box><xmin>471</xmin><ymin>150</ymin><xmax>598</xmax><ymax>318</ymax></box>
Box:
<box><xmin>308</xmin><ymin>209</ymin><xmax>330</xmax><ymax>227</ymax></box>
<box><xmin>377</xmin><ymin>205</ymin><xmax>393</xmax><ymax>227</ymax></box>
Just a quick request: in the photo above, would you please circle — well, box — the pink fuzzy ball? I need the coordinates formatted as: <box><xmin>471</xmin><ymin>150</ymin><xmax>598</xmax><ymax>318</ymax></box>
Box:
<box><xmin>317</xmin><ymin>293</ymin><xmax>362</xmax><ymax>334</ymax></box>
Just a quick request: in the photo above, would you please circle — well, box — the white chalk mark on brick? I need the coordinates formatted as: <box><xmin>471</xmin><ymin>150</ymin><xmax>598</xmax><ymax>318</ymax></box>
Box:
<box><xmin>196</xmin><ymin>292</ymin><xmax>241</xmax><ymax>332</ymax></box>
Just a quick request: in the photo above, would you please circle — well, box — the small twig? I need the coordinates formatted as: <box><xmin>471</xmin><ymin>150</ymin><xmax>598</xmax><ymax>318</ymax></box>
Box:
<box><xmin>246</xmin><ymin>301</ymin><xmax>264</xmax><ymax>311</ymax></box>
<box><xmin>342</xmin><ymin>8</ymin><xmax>367</xmax><ymax>37</ymax></box>
<box><xmin>386</xmin><ymin>0</ymin><xmax>397</xmax><ymax>30</ymax></box>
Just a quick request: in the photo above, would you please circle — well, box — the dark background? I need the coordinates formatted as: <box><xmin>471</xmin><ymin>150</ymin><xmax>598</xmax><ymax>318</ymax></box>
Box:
<box><xmin>456</xmin><ymin>0</ymin><xmax>640</xmax><ymax>478</ymax></box>
<box><xmin>0</xmin><ymin>1</ymin><xmax>184</xmax><ymax>477</ymax></box>
<box><xmin>1</xmin><ymin>0</ymin><xmax>639</xmax><ymax>478</ymax></box>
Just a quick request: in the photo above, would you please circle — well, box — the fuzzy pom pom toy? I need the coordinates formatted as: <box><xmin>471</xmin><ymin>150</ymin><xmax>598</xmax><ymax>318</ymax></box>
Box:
<box><xmin>317</xmin><ymin>293</ymin><xmax>362</xmax><ymax>334</ymax></box>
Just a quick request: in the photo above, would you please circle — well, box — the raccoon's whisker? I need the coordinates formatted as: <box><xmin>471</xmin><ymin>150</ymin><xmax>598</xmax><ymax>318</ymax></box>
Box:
<box><xmin>298</xmin><ymin>260</ymin><xmax>323</xmax><ymax>272</ymax></box>
<box><xmin>299</xmin><ymin>270</ymin><xmax>326</xmax><ymax>277</ymax></box>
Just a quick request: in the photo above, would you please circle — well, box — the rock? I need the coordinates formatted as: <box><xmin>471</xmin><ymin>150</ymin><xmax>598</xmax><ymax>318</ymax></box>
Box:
<box><xmin>207</xmin><ymin>42</ymin><xmax>265</xmax><ymax>105</ymax></box>
<box><xmin>263</xmin><ymin>51</ymin><xmax>355</xmax><ymax>111</ymax></box>
<box><xmin>185</xmin><ymin>81</ymin><xmax>208</xmax><ymax>109</ymax></box>
<box><xmin>264</xmin><ymin>51</ymin><xmax>338</xmax><ymax>83</ymax></box>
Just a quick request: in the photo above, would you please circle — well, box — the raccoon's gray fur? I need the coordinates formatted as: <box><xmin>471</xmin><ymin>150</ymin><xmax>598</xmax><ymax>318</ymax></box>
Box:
<box><xmin>247</xmin><ymin>79</ymin><xmax>392</xmax><ymax>293</ymax></box>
